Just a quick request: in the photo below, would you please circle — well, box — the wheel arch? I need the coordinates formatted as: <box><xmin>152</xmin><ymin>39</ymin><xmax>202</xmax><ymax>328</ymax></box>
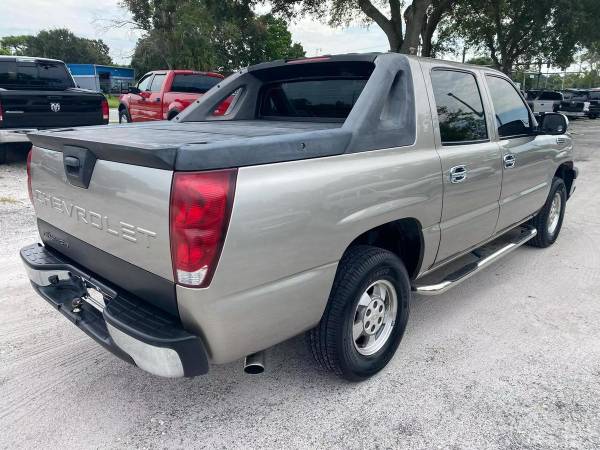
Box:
<box><xmin>344</xmin><ymin>218</ymin><xmax>424</xmax><ymax>280</ymax></box>
<box><xmin>554</xmin><ymin>161</ymin><xmax>576</xmax><ymax>198</ymax></box>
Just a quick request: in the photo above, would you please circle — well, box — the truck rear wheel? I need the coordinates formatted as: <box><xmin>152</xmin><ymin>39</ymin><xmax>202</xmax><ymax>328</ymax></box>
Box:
<box><xmin>306</xmin><ymin>245</ymin><xmax>410</xmax><ymax>381</ymax></box>
<box><xmin>527</xmin><ymin>177</ymin><xmax>567</xmax><ymax>248</ymax></box>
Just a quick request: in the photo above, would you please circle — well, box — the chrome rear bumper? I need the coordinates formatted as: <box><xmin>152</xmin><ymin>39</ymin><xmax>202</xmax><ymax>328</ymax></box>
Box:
<box><xmin>21</xmin><ymin>243</ymin><xmax>208</xmax><ymax>378</ymax></box>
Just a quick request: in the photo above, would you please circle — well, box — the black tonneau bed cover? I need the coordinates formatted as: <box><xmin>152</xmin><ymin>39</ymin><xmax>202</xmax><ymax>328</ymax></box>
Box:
<box><xmin>28</xmin><ymin>120</ymin><xmax>349</xmax><ymax>171</ymax></box>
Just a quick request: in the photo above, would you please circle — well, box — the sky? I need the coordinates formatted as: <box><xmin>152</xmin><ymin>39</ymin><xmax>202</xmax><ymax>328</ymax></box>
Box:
<box><xmin>0</xmin><ymin>0</ymin><xmax>391</xmax><ymax>65</ymax></box>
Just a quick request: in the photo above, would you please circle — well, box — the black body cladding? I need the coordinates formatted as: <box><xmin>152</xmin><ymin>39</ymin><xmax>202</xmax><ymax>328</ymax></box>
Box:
<box><xmin>38</xmin><ymin>220</ymin><xmax>179</xmax><ymax>317</ymax></box>
<box><xmin>27</xmin><ymin>53</ymin><xmax>417</xmax><ymax>171</ymax></box>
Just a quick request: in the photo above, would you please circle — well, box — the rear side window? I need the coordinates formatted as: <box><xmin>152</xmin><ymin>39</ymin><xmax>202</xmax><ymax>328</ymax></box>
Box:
<box><xmin>430</xmin><ymin>69</ymin><xmax>488</xmax><ymax>144</ymax></box>
<box><xmin>0</xmin><ymin>60</ymin><xmax>74</xmax><ymax>90</ymax></box>
<box><xmin>171</xmin><ymin>74</ymin><xmax>221</xmax><ymax>94</ymax></box>
<box><xmin>486</xmin><ymin>75</ymin><xmax>532</xmax><ymax>138</ymax></box>
<box><xmin>150</xmin><ymin>74</ymin><xmax>166</xmax><ymax>92</ymax></box>
<box><xmin>259</xmin><ymin>79</ymin><xmax>368</xmax><ymax>120</ymax></box>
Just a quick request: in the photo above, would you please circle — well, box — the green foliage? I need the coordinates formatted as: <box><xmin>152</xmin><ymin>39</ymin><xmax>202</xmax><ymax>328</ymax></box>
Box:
<box><xmin>268</xmin><ymin>0</ymin><xmax>455</xmax><ymax>56</ymax></box>
<box><xmin>442</xmin><ymin>0</ymin><xmax>600</xmax><ymax>74</ymax></box>
<box><xmin>0</xmin><ymin>29</ymin><xmax>112</xmax><ymax>65</ymax></box>
<box><xmin>124</xmin><ymin>0</ymin><xmax>304</xmax><ymax>75</ymax></box>
<box><xmin>466</xmin><ymin>56</ymin><xmax>494</xmax><ymax>66</ymax></box>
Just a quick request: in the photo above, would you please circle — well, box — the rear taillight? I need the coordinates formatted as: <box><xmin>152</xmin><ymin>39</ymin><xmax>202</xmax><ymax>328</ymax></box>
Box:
<box><xmin>26</xmin><ymin>149</ymin><xmax>33</xmax><ymax>203</ymax></box>
<box><xmin>170</xmin><ymin>169</ymin><xmax>237</xmax><ymax>287</ymax></box>
<box><xmin>101</xmin><ymin>98</ymin><xmax>109</xmax><ymax>122</ymax></box>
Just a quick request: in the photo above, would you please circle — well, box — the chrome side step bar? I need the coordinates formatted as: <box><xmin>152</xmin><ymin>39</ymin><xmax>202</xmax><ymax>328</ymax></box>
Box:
<box><xmin>413</xmin><ymin>226</ymin><xmax>537</xmax><ymax>295</ymax></box>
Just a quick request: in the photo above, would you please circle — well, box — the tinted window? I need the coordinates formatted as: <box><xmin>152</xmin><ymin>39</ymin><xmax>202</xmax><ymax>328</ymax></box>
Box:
<box><xmin>431</xmin><ymin>70</ymin><xmax>488</xmax><ymax>144</ymax></box>
<box><xmin>260</xmin><ymin>78</ymin><xmax>367</xmax><ymax>119</ymax></box>
<box><xmin>0</xmin><ymin>60</ymin><xmax>74</xmax><ymax>90</ymax></box>
<box><xmin>538</xmin><ymin>91</ymin><xmax>562</xmax><ymax>101</ymax></box>
<box><xmin>150</xmin><ymin>74</ymin><xmax>166</xmax><ymax>92</ymax></box>
<box><xmin>590</xmin><ymin>92</ymin><xmax>600</xmax><ymax>100</ymax></box>
<box><xmin>171</xmin><ymin>74</ymin><xmax>220</xmax><ymax>94</ymax></box>
<box><xmin>486</xmin><ymin>75</ymin><xmax>532</xmax><ymax>137</ymax></box>
<box><xmin>137</xmin><ymin>74</ymin><xmax>153</xmax><ymax>91</ymax></box>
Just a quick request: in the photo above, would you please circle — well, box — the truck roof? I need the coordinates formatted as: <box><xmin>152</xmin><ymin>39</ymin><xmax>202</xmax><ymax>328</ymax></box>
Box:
<box><xmin>0</xmin><ymin>55</ymin><xmax>65</xmax><ymax>64</ymax></box>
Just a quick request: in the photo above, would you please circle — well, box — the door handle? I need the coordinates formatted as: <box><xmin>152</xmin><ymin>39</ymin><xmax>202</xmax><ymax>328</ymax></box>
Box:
<box><xmin>503</xmin><ymin>154</ymin><xmax>516</xmax><ymax>169</ymax></box>
<box><xmin>155</xmin><ymin>98</ymin><xmax>161</xmax><ymax>102</ymax></box>
<box><xmin>449</xmin><ymin>165</ymin><xmax>467</xmax><ymax>183</ymax></box>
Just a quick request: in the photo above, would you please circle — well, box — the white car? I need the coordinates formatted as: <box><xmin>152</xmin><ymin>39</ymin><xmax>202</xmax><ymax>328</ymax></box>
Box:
<box><xmin>527</xmin><ymin>90</ymin><xmax>563</xmax><ymax>113</ymax></box>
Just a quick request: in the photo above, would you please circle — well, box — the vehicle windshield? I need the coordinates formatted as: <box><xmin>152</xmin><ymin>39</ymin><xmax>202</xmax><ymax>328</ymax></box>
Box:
<box><xmin>171</xmin><ymin>74</ymin><xmax>221</xmax><ymax>94</ymax></box>
<box><xmin>259</xmin><ymin>78</ymin><xmax>368</xmax><ymax>120</ymax></box>
<box><xmin>0</xmin><ymin>60</ymin><xmax>75</xmax><ymax>90</ymax></box>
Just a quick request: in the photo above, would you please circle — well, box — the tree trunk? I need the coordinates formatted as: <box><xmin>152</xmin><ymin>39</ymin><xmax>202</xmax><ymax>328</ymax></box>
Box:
<box><xmin>387</xmin><ymin>28</ymin><xmax>404</xmax><ymax>52</ymax></box>
<box><xmin>401</xmin><ymin>0</ymin><xmax>431</xmax><ymax>55</ymax></box>
<box><xmin>421</xmin><ymin>0</ymin><xmax>454</xmax><ymax>57</ymax></box>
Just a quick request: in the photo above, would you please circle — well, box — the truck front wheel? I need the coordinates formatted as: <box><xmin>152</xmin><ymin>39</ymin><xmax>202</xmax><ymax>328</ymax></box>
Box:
<box><xmin>527</xmin><ymin>177</ymin><xmax>567</xmax><ymax>248</ymax></box>
<box><xmin>306</xmin><ymin>245</ymin><xmax>410</xmax><ymax>381</ymax></box>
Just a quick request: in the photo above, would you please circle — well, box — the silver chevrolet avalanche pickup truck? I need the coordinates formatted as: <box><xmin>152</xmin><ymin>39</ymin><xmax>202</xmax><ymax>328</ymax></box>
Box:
<box><xmin>21</xmin><ymin>53</ymin><xmax>577</xmax><ymax>381</ymax></box>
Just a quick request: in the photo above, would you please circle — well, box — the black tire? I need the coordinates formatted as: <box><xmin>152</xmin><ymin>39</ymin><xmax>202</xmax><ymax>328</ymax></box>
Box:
<box><xmin>527</xmin><ymin>177</ymin><xmax>567</xmax><ymax>248</ymax></box>
<box><xmin>590</xmin><ymin>114</ymin><xmax>598</xmax><ymax>120</ymax></box>
<box><xmin>119</xmin><ymin>108</ymin><xmax>130</xmax><ymax>124</ymax></box>
<box><xmin>0</xmin><ymin>145</ymin><xmax>6</xmax><ymax>165</ymax></box>
<box><xmin>306</xmin><ymin>245</ymin><xmax>410</xmax><ymax>381</ymax></box>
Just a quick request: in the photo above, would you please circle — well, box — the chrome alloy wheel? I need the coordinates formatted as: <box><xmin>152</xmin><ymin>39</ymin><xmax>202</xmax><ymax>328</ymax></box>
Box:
<box><xmin>547</xmin><ymin>192</ymin><xmax>562</xmax><ymax>235</ymax></box>
<box><xmin>352</xmin><ymin>279</ymin><xmax>398</xmax><ymax>356</ymax></box>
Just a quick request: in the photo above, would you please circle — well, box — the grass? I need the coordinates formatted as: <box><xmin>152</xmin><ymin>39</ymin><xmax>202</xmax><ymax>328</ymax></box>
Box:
<box><xmin>0</xmin><ymin>196</ymin><xmax>18</xmax><ymax>204</ymax></box>
<box><xmin>105</xmin><ymin>95</ymin><xmax>120</xmax><ymax>109</ymax></box>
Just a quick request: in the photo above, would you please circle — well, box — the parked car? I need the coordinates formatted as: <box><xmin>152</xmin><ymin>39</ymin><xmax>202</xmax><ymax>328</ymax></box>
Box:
<box><xmin>526</xmin><ymin>90</ymin><xmax>563</xmax><ymax>113</ymax></box>
<box><xmin>118</xmin><ymin>70</ymin><xmax>225</xmax><ymax>123</ymax></box>
<box><xmin>557</xmin><ymin>89</ymin><xmax>600</xmax><ymax>119</ymax></box>
<box><xmin>21</xmin><ymin>53</ymin><xmax>577</xmax><ymax>381</ymax></box>
<box><xmin>588</xmin><ymin>90</ymin><xmax>600</xmax><ymax>119</ymax></box>
<box><xmin>0</xmin><ymin>56</ymin><xmax>109</xmax><ymax>164</ymax></box>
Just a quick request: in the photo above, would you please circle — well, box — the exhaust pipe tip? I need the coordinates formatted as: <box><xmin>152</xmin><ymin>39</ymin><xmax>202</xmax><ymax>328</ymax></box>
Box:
<box><xmin>244</xmin><ymin>351</ymin><xmax>265</xmax><ymax>374</ymax></box>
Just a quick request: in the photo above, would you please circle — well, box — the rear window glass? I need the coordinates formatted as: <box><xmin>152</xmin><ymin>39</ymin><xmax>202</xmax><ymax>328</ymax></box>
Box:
<box><xmin>259</xmin><ymin>78</ymin><xmax>367</xmax><ymax>119</ymax></box>
<box><xmin>0</xmin><ymin>60</ymin><xmax>74</xmax><ymax>90</ymax></box>
<box><xmin>171</xmin><ymin>74</ymin><xmax>221</xmax><ymax>94</ymax></box>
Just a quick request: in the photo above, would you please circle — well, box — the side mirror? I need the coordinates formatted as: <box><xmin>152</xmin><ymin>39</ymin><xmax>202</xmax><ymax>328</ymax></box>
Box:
<box><xmin>538</xmin><ymin>112</ymin><xmax>568</xmax><ymax>135</ymax></box>
<box><xmin>128</xmin><ymin>86</ymin><xmax>141</xmax><ymax>95</ymax></box>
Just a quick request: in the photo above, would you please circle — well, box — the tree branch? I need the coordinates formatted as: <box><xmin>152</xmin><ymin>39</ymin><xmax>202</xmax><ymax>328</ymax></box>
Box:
<box><xmin>357</xmin><ymin>0</ymin><xmax>393</xmax><ymax>34</ymax></box>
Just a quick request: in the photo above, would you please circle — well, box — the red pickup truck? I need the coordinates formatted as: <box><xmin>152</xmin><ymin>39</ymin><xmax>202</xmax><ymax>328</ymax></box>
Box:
<box><xmin>118</xmin><ymin>70</ymin><xmax>225</xmax><ymax>123</ymax></box>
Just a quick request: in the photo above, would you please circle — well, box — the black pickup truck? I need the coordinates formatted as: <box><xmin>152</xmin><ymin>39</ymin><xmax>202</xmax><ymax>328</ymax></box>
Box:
<box><xmin>0</xmin><ymin>56</ymin><xmax>109</xmax><ymax>163</ymax></box>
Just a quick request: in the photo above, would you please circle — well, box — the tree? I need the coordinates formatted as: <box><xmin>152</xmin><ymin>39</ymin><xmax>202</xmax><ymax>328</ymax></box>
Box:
<box><xmin>268</xmin><ymin>0</ymin><xmax>455</xmax><ymax>56</ymax></box>
<box><xmin>442</xmin><ymin>0</ymin><xmax>600</xmax><ymax>74</ymax></box>
<box><xmin>0</xmin><ymin>35</ymin><xmax>32</xmax><ymax>55</ymax></box>
<box><xmin>123</xmin><ymin>0</ymin><xmax>304</xmax><ymax>75</ymax></box>
<box><xmin>0</xmin><ymin>29</ymin><xmax>112</xmax><ymax>64</ymax></box>
<box><xmin>466</xmin><ymin>56</ymin><xmax>494</xmax><ymax>66</ymax></box>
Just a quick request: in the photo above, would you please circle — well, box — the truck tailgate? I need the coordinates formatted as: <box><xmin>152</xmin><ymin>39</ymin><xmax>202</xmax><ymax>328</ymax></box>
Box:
<box><xmin>30</xmin><ymin>146</ymin><xmax>177</xmax><ymax>313</ymax></box>
<box><xmin>1</xmin><ymin>90</ymin><xmax>104</xmax><ymax>128</ymax></box>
